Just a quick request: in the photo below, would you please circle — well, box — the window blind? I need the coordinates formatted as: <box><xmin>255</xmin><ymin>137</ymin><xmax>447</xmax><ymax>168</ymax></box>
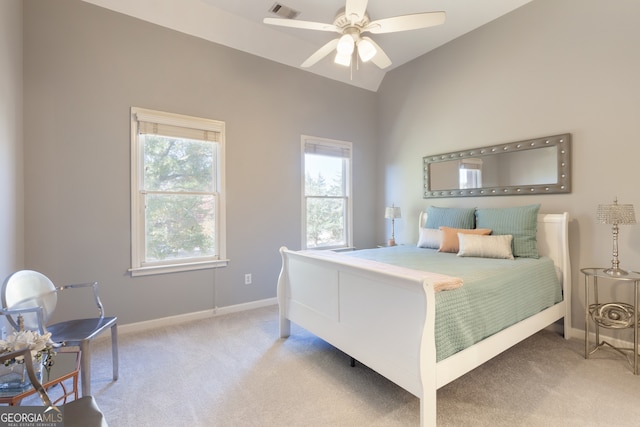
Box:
<box><xmin>134</xmin><ymin>109</ymin><xmax>222</xmax><ymax>142</ymax></box>
<box><xmin>304</xmin><ymin>140</ymin><xmax>350</xmax><ymax>158</ymax></box>
<box><xmin>459</xmin><ymin>158</ymin><xmax>483</xmax><ymax>170</ymax></box>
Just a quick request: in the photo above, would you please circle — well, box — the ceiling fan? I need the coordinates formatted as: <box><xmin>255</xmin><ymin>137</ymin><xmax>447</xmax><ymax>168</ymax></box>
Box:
<box><xmin>263</xmin><ymin>0</ymin><xmax>445</xmax><ymax>69</ymax></box>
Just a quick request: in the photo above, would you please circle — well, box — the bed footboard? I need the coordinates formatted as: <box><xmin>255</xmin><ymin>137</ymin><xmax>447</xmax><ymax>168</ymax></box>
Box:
<box><xmin>277</xmin><ymin>247</ymin><xmax>437</xmax><ymax>424</ymax></box>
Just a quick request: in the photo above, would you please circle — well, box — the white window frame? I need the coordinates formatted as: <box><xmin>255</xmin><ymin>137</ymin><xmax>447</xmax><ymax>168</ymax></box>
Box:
<box><xmin>301</xmin><ymin>135</ymin><xmax>353</xmax><ymax>250</ymax></box>
<box><xmin>130</xmin><ymin>107</ymin><xmax>227</xmax><ymax>277</ymax></box>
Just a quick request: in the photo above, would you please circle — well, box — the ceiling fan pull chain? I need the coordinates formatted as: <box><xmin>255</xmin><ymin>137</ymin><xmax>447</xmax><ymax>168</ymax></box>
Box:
<box><xmin>351</xmin><ymin>52</ymin><xmax>355</xmax><ymax>80</ymax></box>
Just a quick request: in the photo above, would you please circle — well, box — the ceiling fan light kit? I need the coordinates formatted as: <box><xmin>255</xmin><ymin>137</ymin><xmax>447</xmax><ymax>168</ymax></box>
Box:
<box><xmin>264</xmin><ymin>0</ymin><xmax>445</xmax><ymax>71</ymax></box>
<box><xmin>333</xmin><ymin>32</ymin><xmax>374</xmax><ymax>67</ymax></box>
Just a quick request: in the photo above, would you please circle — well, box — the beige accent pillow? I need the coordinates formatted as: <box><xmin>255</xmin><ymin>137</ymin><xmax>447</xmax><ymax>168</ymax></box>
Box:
<box><xmin>438</xmin><ymin>227</ymin><xmax>492</xmax><ymax>253</ymax></box>
<box><xmin>417</xmin><ymin>228</ymin><xmax>442</xmax><ymax>249</ymax></box>
<box><xmin>457</xmin><ymin>234</ymin><xmax>515</xmax><ymax>260</ymax></box>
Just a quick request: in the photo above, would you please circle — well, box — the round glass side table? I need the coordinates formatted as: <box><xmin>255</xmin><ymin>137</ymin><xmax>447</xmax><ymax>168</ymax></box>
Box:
<box><xmin>581</xmin><ymin>267</ymin><xmax>640</xmax><ymax>375</ymax></box>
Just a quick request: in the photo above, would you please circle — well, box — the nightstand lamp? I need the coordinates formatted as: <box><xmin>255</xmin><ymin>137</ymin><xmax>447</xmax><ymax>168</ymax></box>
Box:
<box><xmin>597</xmin><ymin>197</ymin><xmax>636</xmax><ymax>276</ymax></box>
<box><xmin>385</xmin><ymin>204</ymin><xmax>401</xmax><ymax>246</ymax></box>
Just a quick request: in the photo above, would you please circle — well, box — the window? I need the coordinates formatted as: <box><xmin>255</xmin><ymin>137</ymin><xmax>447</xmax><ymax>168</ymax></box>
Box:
<box><xmin>130</xmin><ymin>107</ymin><xmax>226</xmax><ymax>276</ymax></box>
<box><xmin>302</xmin><ymin>136</ymin><xmax>352</xmax><ymax>250</ymax></box>
<box><xmin>459</xmin><ymin>158</ymin><xmax>483</xmax><ymax>189</ymax></box>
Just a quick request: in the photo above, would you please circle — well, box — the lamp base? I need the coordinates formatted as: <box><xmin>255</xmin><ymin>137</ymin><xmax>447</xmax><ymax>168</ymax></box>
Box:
<box><xmin>387</xmin><ymin>238</ymin><xmax>396</xmax><ymax>247</ymax></box>
<box><xmin>603</xmin><ymin>267</ymin><xmax>630</xmax><ymax>276</ymax></box>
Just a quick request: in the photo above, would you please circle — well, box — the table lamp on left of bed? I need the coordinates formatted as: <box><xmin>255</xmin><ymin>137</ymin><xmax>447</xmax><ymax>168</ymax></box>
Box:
<box><xmin>385</xmin><ymin>204</ymin><xmax>401</xmax><ymax>246</ymax></box>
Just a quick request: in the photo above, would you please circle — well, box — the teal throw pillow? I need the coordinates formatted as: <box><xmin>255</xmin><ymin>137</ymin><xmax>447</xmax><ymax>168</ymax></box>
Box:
<box><xmin>425</xmin><ymin>206</ymin><xmax>476</xmax><ymax>229</ymax></box>
<box><xmin>475</xmin><ymin>204</ymin><xmax>541</xmax><ymax>258</ymax></box>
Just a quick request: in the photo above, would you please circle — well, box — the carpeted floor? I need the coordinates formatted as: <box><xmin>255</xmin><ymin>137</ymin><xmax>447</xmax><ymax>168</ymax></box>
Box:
<box><xmin>55</xmin><ymin>305</ymin><xmax>640</xmax><ymax>426</ymax></box>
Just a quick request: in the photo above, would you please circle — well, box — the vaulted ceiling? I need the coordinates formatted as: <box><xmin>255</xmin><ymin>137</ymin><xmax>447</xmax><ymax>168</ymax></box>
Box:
<box><xmin>82</xmin><ymin>0</ymin><xmax>532</xmax><ymax>91</ymax></box>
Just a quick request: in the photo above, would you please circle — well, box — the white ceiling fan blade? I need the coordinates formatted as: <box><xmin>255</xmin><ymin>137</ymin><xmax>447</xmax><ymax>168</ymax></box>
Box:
<box><xmin>301</xmin><ymin>38</ymin><xmax>340</xmax><ymax>68</ymax></box>
<box><xmin>361</xmin><ymin>37</ymin><xmax>391</xmax><ymax>69</ymax></box>
<box><xmin>263</xmin><ymin>17</ymin><xmax>338</xmax><ymax>33</ymax></box>
<box><xmin>364</xmin><ymin>11</ymin><xmax>446</xmax><ymax>34</ymax></box>
<box><xmin>345</xmin><ymin>0</ymin><xmax>368</xmax><ymax>24</ymax></box>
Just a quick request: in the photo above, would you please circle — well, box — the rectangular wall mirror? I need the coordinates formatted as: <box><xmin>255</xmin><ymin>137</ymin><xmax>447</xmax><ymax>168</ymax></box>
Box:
<box><xmin>423</xmin><ymin>134</ymin><xmax>571</xmax><ymax>198</ymax></box>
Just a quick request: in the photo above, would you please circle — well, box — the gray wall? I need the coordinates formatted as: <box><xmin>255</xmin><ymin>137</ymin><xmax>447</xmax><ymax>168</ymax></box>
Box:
<box><xmin>22</xmin><ymin>0</ymin><xmax>378</xmax><ymax>325</ymax></box>
<box><xmin>12</xmin><ymin>0</ymin><xmax>640</xmax><ymax>335</ymax></box>
<box><xmin>377</xmin><ymin>0</ymin><xmax>640</xmax><ymax>333</ymax></box>
<box><xmin>0</xmin><ymin>0</ymin><xmax>24</xmax><ymax>280</ymax></box>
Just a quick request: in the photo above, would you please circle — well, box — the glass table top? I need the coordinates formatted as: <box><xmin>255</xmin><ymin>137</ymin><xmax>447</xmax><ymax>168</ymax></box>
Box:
<box><xmin>0</xmin><ymin>351</ymin><xmax>79</xmax><ymax>398</ymax></box>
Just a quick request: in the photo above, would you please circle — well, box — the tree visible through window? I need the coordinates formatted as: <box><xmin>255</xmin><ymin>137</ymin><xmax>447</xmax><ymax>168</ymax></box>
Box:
<box><xmin>302</xmin><ymin>136</ymin><xmax>352</xmax><ymax>250</ymax></box>
<box><xmin>143</xmin><ymin>136</ymin><xmax>215</xmax><ymax>261</ymax></box>
<box><xmin>130</xmin><ymin>108</ymin><xmax>227</xmax><ymax>276</ymax></box>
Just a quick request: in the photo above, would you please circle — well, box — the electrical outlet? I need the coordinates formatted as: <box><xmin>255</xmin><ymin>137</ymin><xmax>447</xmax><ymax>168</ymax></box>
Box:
<box><xmin>244</xmin><ymin>273</ymin><xmax>252</xmax><ymax>285</ymax></box>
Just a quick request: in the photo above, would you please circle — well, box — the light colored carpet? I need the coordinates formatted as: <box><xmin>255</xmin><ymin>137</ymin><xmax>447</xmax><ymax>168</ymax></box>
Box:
<box><xmin>60</xmin><ymin>305</ymin><xmax>640</xmax><ymax>426</ymax></box>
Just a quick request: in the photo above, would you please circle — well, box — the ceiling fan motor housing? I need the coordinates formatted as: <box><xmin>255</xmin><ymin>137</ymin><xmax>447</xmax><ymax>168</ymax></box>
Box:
<box><xmin>333</xmin><ymin>11</ymin><xmax>370</xmax><ymax>31</ymax></box>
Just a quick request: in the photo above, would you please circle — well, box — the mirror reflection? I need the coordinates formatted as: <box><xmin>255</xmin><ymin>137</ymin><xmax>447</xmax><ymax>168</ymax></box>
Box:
<box><xmin>423</xmin><ymin>134</ymin><xmax>571</xmax><ymax>198</ymax></box>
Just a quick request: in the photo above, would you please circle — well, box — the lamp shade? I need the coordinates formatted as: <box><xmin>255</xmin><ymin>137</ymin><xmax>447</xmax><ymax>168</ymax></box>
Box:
<box><xmin>334</xmin><ymin>34</ymin><xmax>354</xmax><ymax>67</ymax></box>
<box><xmin>357</xmin><ymin>38</ymin><xmax>376</xmax><ymax>62</ymax></box>
<box><xmin>385</xmin><ymin>206</ymin><xmax>401</xmax><ymax>219</ymax></box>
<box><xmin>597</xmin><ymin>198</ymin><xmax>636</xmax><ymax>225</ymax></box>
<box><xmin>336</xmin><ymin>34</ymin><xmax>354</xmax><ymax>55</ymax></box>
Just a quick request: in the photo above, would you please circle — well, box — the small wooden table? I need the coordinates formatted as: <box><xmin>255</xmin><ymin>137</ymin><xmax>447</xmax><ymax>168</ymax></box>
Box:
<box><xmin>0</xmin><ymin>351</ymin><xmax>81</xmax><ymax>406</ymax></box>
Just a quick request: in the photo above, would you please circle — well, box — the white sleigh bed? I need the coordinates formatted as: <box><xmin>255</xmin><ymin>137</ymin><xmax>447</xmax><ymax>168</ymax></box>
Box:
<box><xmin>277</xmin><ymin>212</ymin><xmax>570</xmax><ymax>426</ymax></box>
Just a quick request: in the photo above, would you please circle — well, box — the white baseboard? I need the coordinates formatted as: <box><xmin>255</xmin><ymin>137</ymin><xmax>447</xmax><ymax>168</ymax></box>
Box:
<box><xmin>113</xmin><ymin>297</ymin><xmax>277</xmax><ymax>337</ymax></box>
<box><xmin>566</xmin><ymin>326</ymin><xmax>638</xmax><ymax>353</ymax></box>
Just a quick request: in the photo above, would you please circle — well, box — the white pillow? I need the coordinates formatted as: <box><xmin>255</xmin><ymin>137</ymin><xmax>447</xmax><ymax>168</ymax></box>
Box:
<box><xmin>457</xmin><ymin>233</ymin><xmax>514</xmax><ymax>260</ymax></box>
<box><xmin>417</xmin><ymin>228</ymin><xmax>442</xmax><ymax>249</ymax></box>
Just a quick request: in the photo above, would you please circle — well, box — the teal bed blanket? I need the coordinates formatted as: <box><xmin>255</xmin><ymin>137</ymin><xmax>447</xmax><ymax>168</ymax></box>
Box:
<box><xmin>346</xmin><ymin>246</ymin><xmax>563</xmax><ymax>361</ymax></box>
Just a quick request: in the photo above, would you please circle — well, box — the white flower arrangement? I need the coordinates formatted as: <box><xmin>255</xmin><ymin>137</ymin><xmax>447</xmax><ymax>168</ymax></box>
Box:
<box><xmin>0</xmin><ymin>330</ymin><xmax>55</xmax><ymax>367</ymax></box>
